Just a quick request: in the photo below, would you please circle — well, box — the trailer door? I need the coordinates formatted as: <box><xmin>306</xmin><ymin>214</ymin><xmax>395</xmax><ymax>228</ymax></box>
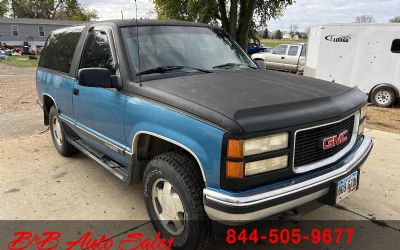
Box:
<box><xmin>317</xmin><ymin>25</ymin><xmax>358</xmax><ymax>86</ymax></box>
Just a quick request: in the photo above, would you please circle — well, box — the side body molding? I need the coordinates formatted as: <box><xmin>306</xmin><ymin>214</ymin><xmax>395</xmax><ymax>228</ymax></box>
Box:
<box><xmin>124</xmin><ymin>95</ymin><xmax>225</xmax><ymax>189</ymax></box>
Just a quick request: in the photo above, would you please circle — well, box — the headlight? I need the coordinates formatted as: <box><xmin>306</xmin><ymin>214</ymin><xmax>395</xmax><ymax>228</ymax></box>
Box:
<box><xmin>227</xmin><ymin>133</ymin><xmax>289</xmax><ymax>158</ymax></box>
<box><xmin>245</xmin><ymin>155</ymin><xmax>288</xmax><ymax>176</ymax></box>
<box><xmin>225</xmin><ymin>133</ymin><xmax>289</xmax><ymax>178</ymax></box>
<box><xmin>360</xmin><ymin>105</ymin><xmax>367</xmax><ymax>120</ymax></box>
<box><xmin>243</xmin><ymin>133</ymin><xmax>289</xmax><ymax>156</ymax></box>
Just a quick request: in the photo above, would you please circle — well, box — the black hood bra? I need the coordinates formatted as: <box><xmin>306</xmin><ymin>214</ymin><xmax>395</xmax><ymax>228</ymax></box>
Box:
<box><xmin>129</xmin><ymin>69</ymin><xmax>367</xmax><ymax>134</ymax></box>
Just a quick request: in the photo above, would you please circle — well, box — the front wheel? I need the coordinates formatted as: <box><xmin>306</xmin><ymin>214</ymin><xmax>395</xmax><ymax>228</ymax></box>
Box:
<box><xmin>371</xmin><ymin>86</ymin><xmax>396</xmax><ymax>107</ymax></box>
<box><xmin>143</xmin><ymin>151</ymin><xmax>212</xmax><ymax>250</ymax></box>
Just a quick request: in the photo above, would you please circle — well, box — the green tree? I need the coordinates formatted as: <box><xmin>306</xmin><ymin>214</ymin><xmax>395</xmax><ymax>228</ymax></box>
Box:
<box><xmin>389</xmin><ymin>16</ymin><xmax>400</xmax><ymax>23</ymax></box>
<box><xmin>274</xmin><ymin>29</ymin><xmax>282</xmax><ymax>39</ymax></box>
<box><xmin>153</xmin><ymin>0</ymin><xmax>294</xmax><ymax>49</ymax></box>
<box><xmin>262</xmin><ymin>27</ymin><xmax>269</xmax><ymax>38</ymax></box>
<box><xmin>0</xmin><ymin>0</ymin><xmax>8</xmax><ymax>17</ymax></box>
<box><xmin>10</xmin><ymin>0</ymin><xmax>97</xmax><ymax>21</ymax></box>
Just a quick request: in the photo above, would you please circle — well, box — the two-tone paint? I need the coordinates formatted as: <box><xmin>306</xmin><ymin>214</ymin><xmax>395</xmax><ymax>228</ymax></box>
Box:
<box><xmin>37</xmin><ymin>68</ymin><xmax>225</xmax><ymax>188</ymax></box>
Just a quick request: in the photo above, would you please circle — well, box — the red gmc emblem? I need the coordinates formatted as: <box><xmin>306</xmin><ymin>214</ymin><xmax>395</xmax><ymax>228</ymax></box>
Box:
<box><xmin>322</xmin><ymin>130</ymin><xmax>349</xmax><ymax>150</ymax></box>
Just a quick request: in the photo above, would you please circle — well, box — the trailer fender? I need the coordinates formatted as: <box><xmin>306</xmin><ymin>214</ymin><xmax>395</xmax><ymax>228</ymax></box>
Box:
<box><xmin>370</xmin><ymin>83</ymin><xmax>399</xmax><ymax>98</ymax></box>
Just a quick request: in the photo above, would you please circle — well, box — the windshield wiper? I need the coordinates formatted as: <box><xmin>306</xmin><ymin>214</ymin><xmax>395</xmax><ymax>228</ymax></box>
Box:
<box><xmin>136</xmin><ymin>66</ymin><xmax>212</xmax><ymax>76</ymax></box>
<box><xmin>212</xmin><ymin>63</ymin><xmax>256</xmax><ymax>69</ymax></box>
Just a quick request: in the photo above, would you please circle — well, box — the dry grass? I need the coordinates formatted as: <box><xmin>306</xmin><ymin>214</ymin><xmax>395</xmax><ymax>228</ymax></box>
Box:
<box><xmin>366</xmin><ymin>105</ymin><xmax>400</xmax><ymax>134</ymax></box>
<box><xmin>0</xmin><ymin>55</ymin><xmax>40</xmax><ymax>68</ymax></box>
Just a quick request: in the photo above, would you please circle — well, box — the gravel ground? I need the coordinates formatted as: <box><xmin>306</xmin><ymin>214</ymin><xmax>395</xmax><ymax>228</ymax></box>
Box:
<box><xmin>366</xmin><ymin>105</ymin><xmax>400</xmax><ymax>134</ymax></box>
<box><xmin>0</xmin><ymin>64</ymin><xmax>38</xmax><ymax>113</ymax></box>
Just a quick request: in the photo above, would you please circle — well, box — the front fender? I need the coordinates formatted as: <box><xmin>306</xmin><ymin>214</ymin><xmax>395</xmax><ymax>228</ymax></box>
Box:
<box><xmin>124</xmin><ymin>95</ymin><xmax>225</xmax><ymax>189</ymax></box>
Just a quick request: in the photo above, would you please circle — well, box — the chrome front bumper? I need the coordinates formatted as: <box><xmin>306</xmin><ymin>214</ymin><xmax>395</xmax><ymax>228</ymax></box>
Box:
<box><xmin>204</xmin><ymin>136</ymin><xmax>373</xmax><ymax>225</ymax></box>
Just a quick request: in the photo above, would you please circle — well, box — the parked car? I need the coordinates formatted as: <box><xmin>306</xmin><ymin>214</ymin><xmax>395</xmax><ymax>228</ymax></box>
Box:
<box><xmin>0</xmin><ymin>50</ymin><xmax>6</xmax><ymax>60</ymax></box>
<box><xmin>1</xmin><ymin>43</ymin><xmax>13</xmax><ymax>50</ymax></box>
<box><xmin>247</xmin><ymin>42</ymin><xmax>271</xmax><ymax>55</ymax></box>
<box><xmin>3</xmin><ymin>49</ymin><xmax>12</xmax><ymax>56</ymax></box>
<box><xmin>36</xmin><ymin>20</ymin><xmax>373</xmax><ymax>250</ymax></box>
<box><xmin>251</xmin><ymin>43</ymin><xmax>307</xmax><ymax>74</ymax></box>
<box><xmin>305</xmin><ymin>23</ymin><xmax>400</xmax><ymax>107</ymax></box>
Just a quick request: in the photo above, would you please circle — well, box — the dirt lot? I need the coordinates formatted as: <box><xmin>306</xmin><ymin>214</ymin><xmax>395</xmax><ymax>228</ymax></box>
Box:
<box><xmin>1</xmin><ymin>65</ymin><xmax>400</xmax><ymax>249</ymax></box>
<box><xmin>366</xmin><ymin>105</ymin><xmax>400</xmax><ymax>134</ymax></box>
<box><xmin>0</xmin><ymin>64</ymin><xmax>39</xmax><ymax>113</ymax></box>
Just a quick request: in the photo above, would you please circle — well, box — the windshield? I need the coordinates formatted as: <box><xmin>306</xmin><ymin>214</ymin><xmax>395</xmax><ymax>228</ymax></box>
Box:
<box><xmin>121</xmin><ymin>25</ymin><xmax>256</xmax><ymax>78</ymax></box>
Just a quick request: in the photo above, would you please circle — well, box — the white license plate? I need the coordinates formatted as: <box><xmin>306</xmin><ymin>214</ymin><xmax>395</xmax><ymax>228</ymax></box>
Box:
<box><xmin>336</xmin><ymin>171</ymin><xmax>359</xmax><ymax>203</ymax></box>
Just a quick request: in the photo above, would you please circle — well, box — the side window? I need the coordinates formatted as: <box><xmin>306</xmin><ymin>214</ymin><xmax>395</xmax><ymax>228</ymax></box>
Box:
<box><xmin>80</xmin><ymin>30</ymin><xmax>115</xmax><ymax>74</ymax></box>
<box><xmin>288</xmin><ymin>46</ymin><xmax>299</xmax><ymax>56</ymax></box>
<box><xmin>391</xmin><ymin>39</ymin><xmax>400</xmax><ymax>53</ymax></box>
<box><xmin>39</xmin><ymin>26</ymin><xmax>45</xmax><ymax>37</ymax></box>
<box><xmin>39</xmin><ymin>29</ymin><xmax>82</xmax><ymax>73</ymax></box>
<box><xmin>272</xmin><ymin>45</ymin><xmax>288</xmax><ymax>55</ymax></box>
<box><xmin>11</xmin><ymin>25</ymin><xmax>18</xmax><ymax>36</ymax></box>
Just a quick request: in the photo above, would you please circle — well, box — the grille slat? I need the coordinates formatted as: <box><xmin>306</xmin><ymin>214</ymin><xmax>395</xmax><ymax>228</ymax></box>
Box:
<box><xmin>294</xmin><ymin>116</ymin><xmax>355</xmax><ymax>167</ymax></box>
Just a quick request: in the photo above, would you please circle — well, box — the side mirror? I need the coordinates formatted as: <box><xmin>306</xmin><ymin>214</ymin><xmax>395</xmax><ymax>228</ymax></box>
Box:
<box><xmin>78</xmin><ymin>68</ymin><xmax>118</xmax><ymax>88</ymax></box>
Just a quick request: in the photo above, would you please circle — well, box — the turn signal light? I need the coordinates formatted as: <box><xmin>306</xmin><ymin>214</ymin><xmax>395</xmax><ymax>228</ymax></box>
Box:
<box><xmin>226</xmin><ymin>161</ymin><xmax>244</xmax><ymax>178</ymax></box>
<box><xmin>227</xmin><ymin>139</ymin><xmax>243</xmax><ymax>158</ymax></box>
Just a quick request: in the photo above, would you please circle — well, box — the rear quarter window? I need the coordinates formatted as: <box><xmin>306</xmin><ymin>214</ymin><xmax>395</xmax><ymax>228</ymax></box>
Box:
<box><xmin>39</xmin><ymin>27</ymin><xmax>83</xmax><ymax>73</ymax></box>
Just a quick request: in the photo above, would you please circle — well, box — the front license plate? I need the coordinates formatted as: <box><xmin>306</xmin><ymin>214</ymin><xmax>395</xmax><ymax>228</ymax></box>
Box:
<box><xmin>336</xmin><ymin>171</ymin><xmax>359</xmax><ymax>203</ymax></box>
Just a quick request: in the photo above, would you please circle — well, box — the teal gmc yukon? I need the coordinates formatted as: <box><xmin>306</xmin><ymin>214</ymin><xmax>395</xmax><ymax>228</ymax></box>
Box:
<box><xmin>36</xmin><ymin>20</ymin><xmax>373</xmax><ymax>249</ymax></box>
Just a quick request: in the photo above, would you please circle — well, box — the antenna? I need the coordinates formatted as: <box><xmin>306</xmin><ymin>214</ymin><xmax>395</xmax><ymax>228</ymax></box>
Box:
<box><xmin>134</xmin><ymin>0</ymin><xmax>142</xmax><ymax>85</ymax></box>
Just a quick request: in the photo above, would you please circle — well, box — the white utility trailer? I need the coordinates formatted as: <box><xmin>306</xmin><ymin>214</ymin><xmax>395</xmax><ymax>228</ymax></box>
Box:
<box><xmin>304</xmin><ymin>23</ymin><xmax>400</xmax><ymax>107</ymax></box>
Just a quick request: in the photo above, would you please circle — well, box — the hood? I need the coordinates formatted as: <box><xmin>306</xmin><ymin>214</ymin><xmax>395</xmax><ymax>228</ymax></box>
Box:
<box><xmin>130</xmin><ymin>69</ymin><xmax>367</xmax><ymax>134</ymax></box>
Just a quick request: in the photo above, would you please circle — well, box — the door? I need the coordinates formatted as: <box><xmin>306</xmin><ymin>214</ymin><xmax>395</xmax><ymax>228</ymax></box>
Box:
<box><xmin>73</xmin><ymin>28</ymin><xmax>126</xmax><ymax>154</ymax></box>
<box><xmin>284</xmin><ymin>45</ymin><xmax>300</xmax><ymax>71</ymax></box>
<box><xmin>266</xmin><ymin>45</ymin><xmax>288</xmax><ymax>70</ymax></box>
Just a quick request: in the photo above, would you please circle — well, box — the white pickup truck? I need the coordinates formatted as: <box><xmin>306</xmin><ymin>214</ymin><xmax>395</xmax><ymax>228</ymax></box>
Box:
<box><xmin>251</xmin><ymin>43</ymin><xmax>307</xmax><ymax>74</ymax></box>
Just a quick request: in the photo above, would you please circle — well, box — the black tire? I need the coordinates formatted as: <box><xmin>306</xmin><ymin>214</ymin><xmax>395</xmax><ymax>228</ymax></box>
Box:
<box><xmin>49</xmin><ymin>106</ymin><xmax>77</xmax><ymax>156</ymax></box>
<box><xmin>143</xmin><ymin>151</ymin><xmax>212</xmax><ymax>250</ymax></box>
<box><xmin>371</xmin><ymin>86</ymin><xmax>396</xmax><ymax>107</ymax></box>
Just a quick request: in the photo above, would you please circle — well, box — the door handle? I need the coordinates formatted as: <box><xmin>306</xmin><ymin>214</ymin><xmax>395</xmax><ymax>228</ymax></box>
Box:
<box><xmin>73</xmin><ymin>88</ymin><xmax>79</xmax><ymax>96</ymax></box>
<box><xmin>281</xmin><ymin>56</ymin><xmax>285</xmax><ymax>59</ymax></box>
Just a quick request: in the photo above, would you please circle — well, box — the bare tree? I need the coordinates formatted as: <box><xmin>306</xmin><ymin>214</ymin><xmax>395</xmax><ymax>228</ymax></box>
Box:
<box><xmin>354</xmin><ymin>15</ymin><xmax>376</xmax><ymax>23</ymax></box>
<box><xmin>289</xmin><ymin>24</ymin><xmax>298</xmax><ymax>37</ymax></box>
<box><xmin>389</xmin><ymin>16</ymin><xmax>400</xmax><ymax>23</ymax></box>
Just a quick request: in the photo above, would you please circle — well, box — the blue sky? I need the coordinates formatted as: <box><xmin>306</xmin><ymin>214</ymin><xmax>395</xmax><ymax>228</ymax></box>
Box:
<box><xmin>81</xmin><ymin>0</ymin><xmax>400</xmax><ymax>31</ymax></box>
